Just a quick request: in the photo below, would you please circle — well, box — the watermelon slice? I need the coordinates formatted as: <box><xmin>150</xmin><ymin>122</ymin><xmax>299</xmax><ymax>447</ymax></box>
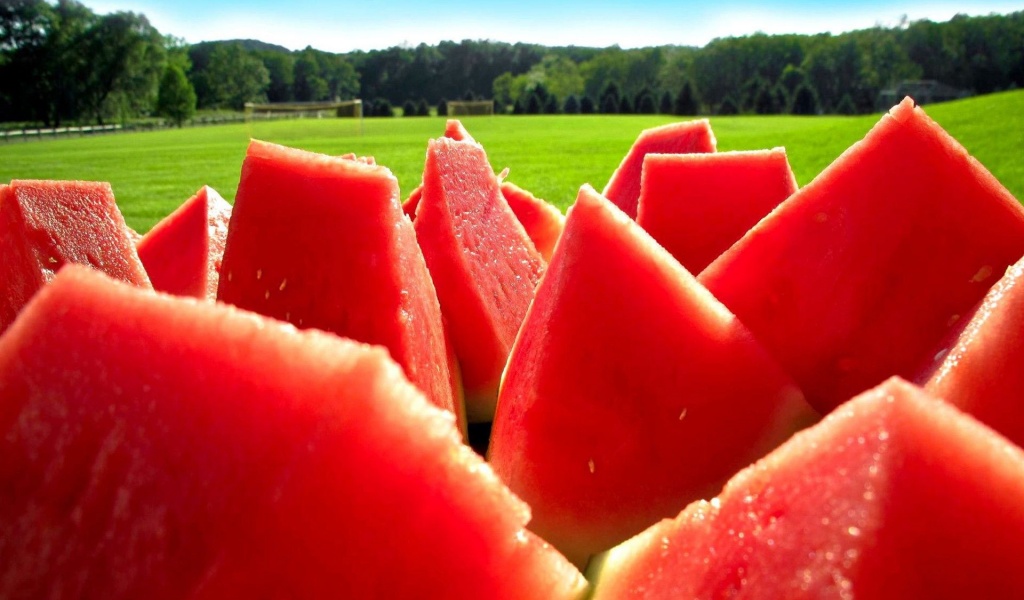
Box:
<box><xmin>405</xmin><ymin>178</ymin><xmax>564</xmax><ymax>263</ymax></box>
<box><xmin>636</xmin><ymin>148</ymin><xmax>797</xmax><ymax>274</ymax></box>
<box><xmin>919</xmin><ymin>252</ymin><xmax>1024</xmax><ymax>448</ymax></box>
<box><xmin>488</xmin><ymin>184</ymin><xmax>815</xmax><ymax>566</ymax></box>
<box><xmin>136</xmin><ymin>185</ymin><xmax>232</xmax><ymax>300</ymax></box>
<box><xmin>602</xmin><ymin>119</ymin><xmax>717</xmax><ymax>219</ymax></box>
<box><xmin>699</xmin><ymin>97</ymin><xmax>1024</xmax><ymax>414</ymax></box>
<box><xmin>217</xmin><ymin>140</ymin><xmax>463</xmax><ymax>431</ymax></box>
<box><xmin>0</xmin><ymin>265</ymin><xmax>587</xmax><ymax>599</ymax></box>
<box><xmin>414</xmin><ymin>135</ymin><xmax>545</xmax><ymax>421</ymax></box>
<box><xmin>402</xmin><ymin>119</ymin><xmax>475</xmax><ymax>219</ymax></box>
<box><xmin>0</xmin><ymin>179</ymin><xmax>151</xmax><ymax>333</ymax></box>
<box><xmin>500</xmin><ymin>180</ymin><xmax>565</xmax><ymax>261</ymax></box>
<box><xmin>589</xmin><ymin>377</ymin><xmax>1024</xmax><ymax>598</ymax></box>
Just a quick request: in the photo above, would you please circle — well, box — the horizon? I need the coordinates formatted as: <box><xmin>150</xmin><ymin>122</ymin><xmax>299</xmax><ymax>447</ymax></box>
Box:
<box><xmin>82</xmin><ymin>1</ymin><xmax>1022</xmax><ymax>54</ymax></box>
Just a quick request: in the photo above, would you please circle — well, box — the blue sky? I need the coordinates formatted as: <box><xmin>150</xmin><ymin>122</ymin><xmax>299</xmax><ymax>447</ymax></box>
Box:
<box><xmin>85</xmin><ymin>1</ymin><xmax>1021</xmax><ymax>52</ymax></box>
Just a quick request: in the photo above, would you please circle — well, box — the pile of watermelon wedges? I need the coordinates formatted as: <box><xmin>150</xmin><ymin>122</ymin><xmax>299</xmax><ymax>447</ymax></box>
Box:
<box><xmin>3</xmin><ymin>96</ymin><xmax>1024</xmax><ymax>598</ymax></box>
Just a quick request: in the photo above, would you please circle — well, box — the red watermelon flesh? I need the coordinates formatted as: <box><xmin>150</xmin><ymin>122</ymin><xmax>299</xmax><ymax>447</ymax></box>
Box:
<box><xmin>500</xmin><ymin>180</ymin><xmax>565</xmax><ymax>261</ymax></box>
<box><xmin>217</xmin><ymin>140</ymin><xmax>463</xmax><ymax>432</ymax></box>
<box><xmin>404</xmin><ymin>179</ymin><xmax>564</xmax><ymax>263</ymax></box>
<box><xmin>0</xmin><ymin>179</ymin><xmax>151</xmax><ymax>334</ymax></box>
<box><xmin>338</xmin><ymin>152</ymin><xmax>376</xmax><ymax>165</ymax></box>
<box><xmin>589</xmin><ymin>377</ymin><xmax>1024</xmax><ymax>599</ymax></box>
<box><xmin>699</xmin><ymin>97</ymin><xmax>1024</xmax><ymax>415</ymax></box>
<box><xmin>488</xmin><ymin>184</ymin><xmax>815</xmax><ymax>566</ymax></box>
<box><xmin>402</xmin><ymin>184</ymin><xmax>422</xmax><ymax>219</ymax></box>
<box><xmin>415</xmin><ymin>136</ymin><xmax>545</xmax><ymax>421</ymax></box>
<box><xmin>136</xmin><ymin>185</ymin><xmax>231</xmax><ymax>300</ymax></box>
<box><xmin>636</xmin><ymin>149</ymin><xmax>797</xmax><ymax>274</ymax></box>
<box><xmin>919</xmin><ymin>253</ymin><xmax>1024</xmax><ymax>448</ymax></box>
<box><xmin>444</xmin><ymin>118</ymin><xmax>474</xmax><ymax>141</ymax></box>
<box><xmin>402</xmin><ymin>119</ymin><xmax>475</xmax><ymax>220</ymax></box>
<box><xmin>602</xmin><ymin>119</ymin><xmax>717</xmax><ymax>219</ymax></box>
<box><xmin>0</xmin><ymin>265</ymin><xmax>587</xmax><ymax>599</ymax></box>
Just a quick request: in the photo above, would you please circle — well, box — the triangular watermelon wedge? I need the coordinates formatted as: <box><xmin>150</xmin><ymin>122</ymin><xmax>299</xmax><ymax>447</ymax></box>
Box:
<box><xmin>636</xmin><ymin>148</ymin><xmax>797</xmax><ymax>274</ymax></box>
<box><xmin>488</xmin><ymin>184</ymin><xmax>815</xmax><ymax>566</ymax></box>
<box><xmin>136</xmin><ymin>185</ymin><xmax>232</xmax><ymax>300</ymax></box>
<box><xmin>0</xmin><ymin>179</ymin><xmax>151</xmax><ymax>333</ymax></box>
<box><xmin>217</xmin><ymin>140</ymin><xmax>463</xmax><ymax>431</ymax></box>
<box><xmin>414</xmin><ymin>135</ymin><xmax>545</xmax><ymax>421</ymax></box>
<box><xmin>918</xmin><ymin>252</ymin><xmax>1024</xmax><ymax>448</ymax></box>
<box><xmin>602</xmin><ymin>119</ymin><xmax>717</xmax><ymax>219</ymax></box>
<box><xmin>401</xmin><ymin>119</ymin><xmax>474</xmax><ymax>219</ymax></box>
<box><xmin>500</xmin><ymin>180</ymin><xmax>565</xmax><ymax>261</ymax></box>
<box><xmin>0</xmin><ymin>265</ymin><xmax>587</xmax><ymax>599</ymax></box>
<box><xmin>699</xmin><ymin>97</ymin><xmax>1024</xmax><ymax>414</ymax></box>
<box><xmin>589</xmin><ymin>377</ymin><xmax>1024</xmax><ymax>598</ymax></box>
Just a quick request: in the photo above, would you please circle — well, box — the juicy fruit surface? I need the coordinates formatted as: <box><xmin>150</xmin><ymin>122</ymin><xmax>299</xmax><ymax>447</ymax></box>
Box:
<box><xmin>700</xmin><ymin>98</ymin><xmax>1024</xmax><ymax>414</ymax></box>
<box><xmin>500</xmin><ymin>180</ymin><xmax>565</xmax><ymax>262</ymax></box>
<box><xmin>136</xmin><ymin>185</ymin><xmax>231</xmax><ymax>300</ymax></box>
<box><xmin>414</xmin><ymin>136</ymin><xmax>544</xmax><ymax>420</ymax></box>
<box><xmin>590</xmin><ymin>377</ymin><xmax>1024</xmax><ymax>599</ymax></box>
<box><xmin>603</xmin><ymin>119</ymin><xmax>717</xmax><ymax>219</ymax></box>
<box><xmin>217</xmin><ymin>140</ymin><xmax>461</xmax><ymax>424</ymax></box>
<box><xmin>489</xmin><ymin>184</ymin><xmax>814</xmax><ymax>566</ymax></box>
<box><xmin>1</xmin><ymin>101</ymin><xmax>1023</xmax><ymax>597</ymax></box>
<box><xmin>637</xmin><ymin>148</ymin><xmax>797</xmax><ymax>274</ymax></box>
<box><xmin>0</xmin><ymin>180</ymin><xmax>151</xmax><ymax>332</ymax></box>
<box><xmin>922</xmin><ymin>253</ymin><xmax>1024</xmax><ymax>447</ymax></box>
<box><xmin>0</xmin><ymin>265</ymin><xmax>586</xmax><ymax>599</ymax></box>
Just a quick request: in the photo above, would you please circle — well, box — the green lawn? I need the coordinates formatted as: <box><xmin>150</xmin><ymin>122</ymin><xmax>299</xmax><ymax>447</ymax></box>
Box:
<box><xmin>1</xmin><ymin>90</ymin><xmax>1021</xmax><ymax>233</ymax></box>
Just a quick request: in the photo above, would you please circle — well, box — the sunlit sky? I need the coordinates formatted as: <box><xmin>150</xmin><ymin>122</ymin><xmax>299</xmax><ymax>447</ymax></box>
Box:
<box><xmin>84</xmin><ymin>1</ymin><xmax>1021</xmax><ymax>53</ymax></box>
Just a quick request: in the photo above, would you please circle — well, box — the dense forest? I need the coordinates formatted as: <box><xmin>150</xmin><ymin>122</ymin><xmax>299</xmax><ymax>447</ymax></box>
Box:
<box><xmin>1</xmin><ymin>0</ymin><xmax>1022</xmax><ymax>126</ymax></box>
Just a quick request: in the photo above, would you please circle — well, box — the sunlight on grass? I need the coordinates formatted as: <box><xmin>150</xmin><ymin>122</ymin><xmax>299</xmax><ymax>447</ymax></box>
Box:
<box><xmin>1</xmin><ymin>91</ymin><xmax>1020</xmax><ymax>233</ymax></box>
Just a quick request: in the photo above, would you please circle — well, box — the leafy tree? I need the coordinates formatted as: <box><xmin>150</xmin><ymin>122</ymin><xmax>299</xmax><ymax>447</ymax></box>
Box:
<box><xmin>579</xmin><ymin>95</ymin><xmax>595</xmax><ymax>114</ymax></box>
<box><xmin>600</xmin><ymin>93</ymin><xmax>618</xmax><ymax>114</ymax></box>
<box><xmin>374</xmin><ymin>98</ymin><xmax>393</xmax><ymax>116</ymax></box>
<box><xmin>563</xmin><ymin>94</ymin><xmax>580</xmax><ymax>114</ymax></box>
<box><xmin>0</xmin><ymin>0</ymin><xmax>95</xmax><ymax>126</ymax></box>
<box><xmin>778</xmin><ymin>63</ymin><xmax>805</xmax><ymax>93</ymax></box>
<box><xmin>512</xmin><ymin>98</ymin><xmax>524</xmax><ymax>114</ymax></box>
<box><xmin>543</xmin><ymin>93</ymin><xmax>559</xmax><ymax>114</ymax></box>
<box><xmin>790</xmin><ymin>83</ymin><xmax>819</xmax><ymax>115</ymax></box>
<box><xmin>835</xmin><ymin>93</ymin><xmax>856</xmax><ymax>115</ymax></box>
<box><xmin>294</xmin><ymin>51</ymin><xmax>328</xmax><ymax>101</ymax></box>
<box><xmin>261</xmin><ymin>51</ymin><xmax>294</xmax><ymax>102</ymax></box>
<box><xmin>753</xmin><ymin>81</ymin><xmax>780</xmax><ymax>114</ymax></box>
<box><xmin>78</xmin><ymin>11</ymin><xmax>166</xmax><ymax>124</ymax></box>
<box><xmin>658</xmin><ymin>90</ymin><xmax>672</xmax><ymax>114</ymax></box>
<box><xmin>599</xmin><ymin>81</ymin><xmax>620</xmax><ymax>111</ymax></box>
<box><xmin>634</xmin><ymin>88</ymin><xmax>656</xmax><ymax>114</ymax></box>
<box><xmin>155</xmin><ymin>62</ymin><xmax>195</xmax><ymax>126</ymax></box>
<box><xmin>416</xmin><ymin>98</ymin><xmax>430</xmax><ymax>116</ymax></box>
<box><xmin>205</xmin><ymin>42</ymin><xmax>269</xmax><ymax>109</ymax></box>
<box><xmin>772</xmin><ymin>84</ymin><xmax>790</xmax><ymax>114</ymax></box>
<box><xmin>802</xmin><ymin>36</ymin><xmax>862</xmax><ymax>113</ymax></box>
<box><xmin>526</xmin><ymin>92</ymin><xmax>541</xmax><ymax>114</ymax></box>
<box><xmin>717</xmin><ymin>96</ymin><xmax>739</xmax><ymax>115</ymax></box>
<box><xmin>492</xmin><ymin>71</ymin><xmax>515</xmax><ymax>112</ymax></box>
<box><xmin>618</xmin><ymin>94</ymin><xmax>633</xmax><ymax>114</ymax></box>
<box><xmin>673</xmin><ymin>81</ymin><xmax>698</xmax><ymax>115</ymax></box>
<box><xmin>401</xmin><ymin>99</ymin><xmax>416</xmax><ymax>116</ymax></box>
<box><xmin>525</xmin><ymin>54</ymin><xmax>584</xmax><ymax>103</ymax></box>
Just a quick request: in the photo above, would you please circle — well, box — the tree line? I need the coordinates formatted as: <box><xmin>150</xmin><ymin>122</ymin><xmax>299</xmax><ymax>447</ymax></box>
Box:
<box><xmin>1</xmin><ymin>1</ymin><xmax>1021</xmax><ymax>127</ymax></box>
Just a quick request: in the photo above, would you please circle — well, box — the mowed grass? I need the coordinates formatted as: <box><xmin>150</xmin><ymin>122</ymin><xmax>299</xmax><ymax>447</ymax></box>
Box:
<box><xmin>1</xmin><ymin>90</ymin><xmax>1021</xmax><ymax>233</ymax></box>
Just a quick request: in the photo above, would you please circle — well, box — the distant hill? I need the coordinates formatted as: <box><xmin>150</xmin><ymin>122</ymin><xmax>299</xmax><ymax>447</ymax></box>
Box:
<box><xmin>195</xmin><ymin>39</ymin><xmax>293</xmax><ymax>54</ymax></box>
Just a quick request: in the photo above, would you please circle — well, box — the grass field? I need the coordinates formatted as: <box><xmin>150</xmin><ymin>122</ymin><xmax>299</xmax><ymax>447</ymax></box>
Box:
<box><xmin>1</xmin><ymin>90</ymin><xmax>1021</xmax><ymax>233</ymax></box>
